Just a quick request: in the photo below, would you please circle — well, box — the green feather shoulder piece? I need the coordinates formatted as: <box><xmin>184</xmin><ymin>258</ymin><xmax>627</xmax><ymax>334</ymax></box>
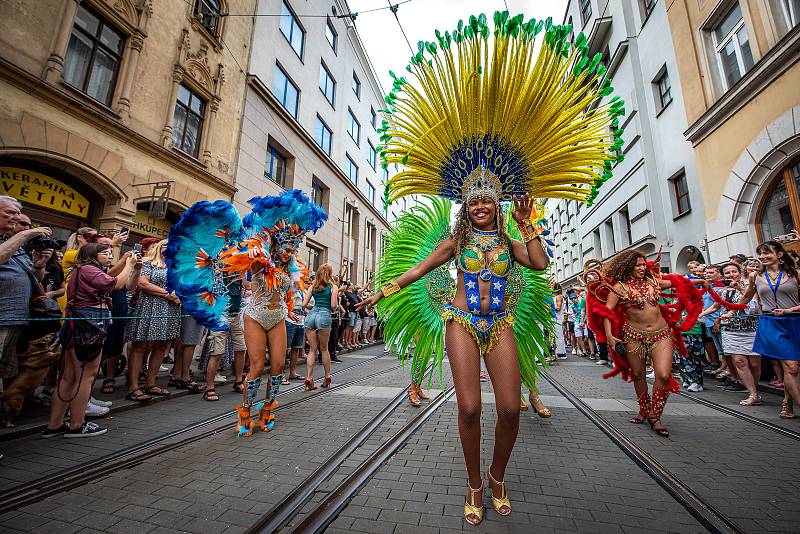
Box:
<box><xmin>375</xmin><ymin>197</ymin><xmax>454</xmax><ymax>387</ymax></box>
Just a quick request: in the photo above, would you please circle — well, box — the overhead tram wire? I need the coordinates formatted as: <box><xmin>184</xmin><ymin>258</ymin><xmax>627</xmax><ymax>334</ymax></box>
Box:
<box><xmin>387</xmin><ymin>0</ymin><xmax>415</xmax><ymax>55</ymax></box>
<box><xmin>219</xmin><ymin>0</ymin><xmax>415</xmax><ymax>18</ymax></box>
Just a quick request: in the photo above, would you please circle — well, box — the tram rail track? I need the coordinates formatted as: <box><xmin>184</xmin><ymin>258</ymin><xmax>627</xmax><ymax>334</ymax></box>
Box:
<box><xmin>541</xmin><ymin>370</ymin><xmax>744</xmax><ymax>534</ymax></box>
<box><xmin>673</xmin><ymin>387</ymin><xmax>800</xmax><ymax>441</ymax></box>
<box><xmin>246</xmin><ymin>360</ymin><xmax>436</xmax><ymax>533</ymax></box>
<box><xmin>282</xmin><ymin>386</ymin><xmax>456</xmax><ymax>534</ymax></box>
<box><xmin>0</xmin><ymin>354</ymin><xmax>392</xmax><ymax>514</ymax></box>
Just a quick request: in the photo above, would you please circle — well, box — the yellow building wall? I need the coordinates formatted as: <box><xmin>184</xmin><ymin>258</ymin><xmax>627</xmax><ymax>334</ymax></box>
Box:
<box><xmin>694</xmin><ymin>60</ymin><xmax>800</xmax><ymax>220</ymax></box>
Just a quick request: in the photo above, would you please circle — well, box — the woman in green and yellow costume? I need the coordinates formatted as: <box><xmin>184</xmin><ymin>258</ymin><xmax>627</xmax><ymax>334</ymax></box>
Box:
<box><xmin>357</xmin><ymin>12</ymin><xmax>623</xmax><ymax>526</ymax></box>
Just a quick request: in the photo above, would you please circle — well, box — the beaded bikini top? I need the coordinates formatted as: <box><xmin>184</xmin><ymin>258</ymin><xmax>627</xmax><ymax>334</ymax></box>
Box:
<box><xmin>456</xmin><ymin>229</ymin><xmax>512</xmax><ymax>280</ymax></box>
<box><xmin>456</xmin><ymin>229</ymin><xmax>513</xmax><ymax>315</ymax></box>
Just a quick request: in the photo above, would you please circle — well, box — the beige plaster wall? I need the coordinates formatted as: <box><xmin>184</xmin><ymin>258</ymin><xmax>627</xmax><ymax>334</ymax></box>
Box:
<box><xmin>0</xmin><ymin>0</ymin><xmax>256</xmax><ymax>230</ymax></box>
<box><xmin>694</xmin><ymin>61</ymin><xmax>800</xmax><ymax>219</ymax></box>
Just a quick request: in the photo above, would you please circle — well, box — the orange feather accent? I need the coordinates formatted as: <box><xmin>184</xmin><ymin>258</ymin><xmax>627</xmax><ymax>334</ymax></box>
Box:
<box><xmin>198</xmin><ymin>291</ymin><xmax>216</xmax><ymax>305</ymax></box>
<box><xmin>195</xmin><ymin>249</ymin><xmax>213</xmax><ymax>269</ymax></box>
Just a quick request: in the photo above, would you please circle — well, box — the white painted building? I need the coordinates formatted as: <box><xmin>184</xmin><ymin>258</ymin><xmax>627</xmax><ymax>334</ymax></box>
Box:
<box><xmin>549</xmin><ymin>0</ymin><xmax>707</xmax><ymax>287</ymax></box>
<box><xmin>235</xmin><ymin>0</ymin><xmax>406</xmax><ymax>284</ymax></box>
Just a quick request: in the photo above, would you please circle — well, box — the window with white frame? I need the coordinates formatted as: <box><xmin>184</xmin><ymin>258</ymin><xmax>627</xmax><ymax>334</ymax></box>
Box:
<box><xmin>710</xmin><ymin>3</ymin><xmax>754</xmax><ymax>91</ymax></box>
<box><xmin>366</xmin><ymin>180</ymin><xmax>375</xmax><ymax>204</ymax></box>
<box><xmin>669</xmin><ymin>170</ymin><xmax>691</xmax><ymax>217</ymax></box>
<box><xmin>580</xmin><ymin>0</ymin><xmax>592</xmax><ymax>25</ymax></box>
<box><xmin>641</xmin><ymin>0</ymin><xmax>657</xmax><ymax>19</ymax></box>
<box><xmin>346</xmin><ymin>154</ymin><xmax>358</xmax><ymax>184</ymax></box>
<box><xmin>172</xmin><ymin>84</ymin><xmax>205</xmax><ymax>158</ymax></box>
<box><xmin>314</xmin><ymin>115</ymin><xmax>332</xmax><ymax>155</ymax></box>
<box><xmin>265</xmin><ymin>144</ymin><xmax>287</xmax><ymax>187</ymax></box>
<box><xmin>194</xmin><ymin>0</ymin><xmax>222</xmax><ymax>36</ymax></box>
<box><xmin>279</xmin><ymin>1</ymin><xmax>304</xmax><ymax>59</ymax></box>
<box><xmin>319</xmin><ymin>62</ymin><xmax>335</xmax><ymax>106</ymax></box>
<box><xmin>352</xmin><ymin>72</ymin><xmax>361</xmax><ymax>99</ymax></box>
<box><xmin>325</xmin><ymin>18</ymin><xmax>337</xmax><ymax>52</ymax></box>
<box><xmin>347</xmin><ymin>109</ymin><xmax>360</xmax><ymax>145</ymax></box>
<box><xmin>273</xmin><ymin>64</ymin><xmax>299</xmax><ymax>118</ymax></box>
<box><xmin>306</xmin><ymin>243</ymin><xmax>322</xmax><ymax>272</ymax></box>
<box><xmin>777</xmin><ymin>0</ymin><xmax>800</xmax><ymax>27</ymax></box>
<box><xmin>311</xmin><ymin>179</ymin><xmax>327</xmax><ymax>209</ymax></box>
<box><xmin>368</xmin><ymin>141</ymin><xmax>377</xmax><ymax>169</ymax></box>
<box><xmin>654</xmin><ymin>66</ymin><xmax>672</xmax><ymax>112</ymax></box>
<box><xmin>63</xmin><ymin>5</ymin><xmax>124</xmax><ymax>106</ymax></box>
<box><xmin>370</xmin><ymin>107</ymin><xmax>377</xmax><ymax>129</ymax></box>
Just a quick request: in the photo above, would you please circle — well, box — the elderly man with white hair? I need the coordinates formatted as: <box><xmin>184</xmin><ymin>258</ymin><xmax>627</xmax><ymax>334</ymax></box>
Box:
<box><xmin>0</xmin><ymin>196</ymin><xmax>52</xmax><ymax>383</ymax></box>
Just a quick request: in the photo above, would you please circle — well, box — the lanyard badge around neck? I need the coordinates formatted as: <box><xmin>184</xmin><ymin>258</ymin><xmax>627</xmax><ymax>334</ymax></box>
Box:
<box><xmin>766</xmin><ymin>271</ymin><xmax>783</xmax><ymax>309</ymax></box>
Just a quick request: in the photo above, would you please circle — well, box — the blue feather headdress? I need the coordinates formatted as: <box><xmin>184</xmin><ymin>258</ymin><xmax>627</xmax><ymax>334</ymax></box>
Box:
<box><xmin>165</xmin><ymin>190</ymin><xmax>327</xmax><ymax>330</ymax></box>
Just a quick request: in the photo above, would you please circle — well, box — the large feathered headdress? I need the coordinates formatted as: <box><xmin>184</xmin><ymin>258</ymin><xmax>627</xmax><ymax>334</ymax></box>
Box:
<box><xmin>378</xmin><ymin>12</ymin><xmax>624</xmax><ymax>206</ymax></box>
<box><xmin>165</xmin><ymin>190</ymin><xmax>327</xmax><ymax>330</ymax></box>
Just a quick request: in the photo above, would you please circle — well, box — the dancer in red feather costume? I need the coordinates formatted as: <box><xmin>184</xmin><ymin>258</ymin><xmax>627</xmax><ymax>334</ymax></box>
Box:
<box><xmin>584</xmin><ymin>250</ymin><xmax>703</xmax><ymax>437</ymax></box>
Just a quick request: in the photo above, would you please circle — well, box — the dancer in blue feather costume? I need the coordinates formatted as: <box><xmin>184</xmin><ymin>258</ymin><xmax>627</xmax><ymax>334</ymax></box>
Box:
<box><xmin>166</xmin><ymin>190</ymin><xmax>326</xmax><ymax>436</ymax></box>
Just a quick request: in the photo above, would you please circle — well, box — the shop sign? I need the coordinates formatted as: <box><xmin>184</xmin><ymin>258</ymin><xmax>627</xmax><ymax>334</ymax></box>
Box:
<box><xmin>132</xmin><ymin>210</ymin><xmax>171</xmax><ymax>239</ymax></box>
<box><xmin>0</xmin><ymin>166</ymin><xmax>90</xmax><ymax>218</ymax></box>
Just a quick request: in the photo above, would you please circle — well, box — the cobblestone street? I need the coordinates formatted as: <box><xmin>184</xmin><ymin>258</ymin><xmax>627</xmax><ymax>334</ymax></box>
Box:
<box><xmin>1</xmin><ymin>345</ymin><xmax>797</xmax><ymax>533</ymax></box>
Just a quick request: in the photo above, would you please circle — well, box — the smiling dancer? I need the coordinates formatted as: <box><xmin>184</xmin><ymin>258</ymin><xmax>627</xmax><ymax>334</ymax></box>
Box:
<box><xmin>584</xmin><ymin>251</ymin><xmax>703</xmax><ymax>437</ymax></box>
<box><xmin>165</xmin><ymin>190</ymin><xmax>326</xmax><ymax>436</ymax></box>
<box><xmin>356</xmin><ymin>12</ymin><xmax>622</xmax><ymax>526</ymax></box>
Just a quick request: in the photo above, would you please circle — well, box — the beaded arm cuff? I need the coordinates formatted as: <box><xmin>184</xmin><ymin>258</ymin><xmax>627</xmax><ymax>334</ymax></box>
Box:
<box><xmin>381</xmin><ymin>281</ymin><xmax>401</xmax><ymax>298</ymax></box>
<box><xmin>517</xmin><ymin>221</ymin><xmax>540</xmax><ymax>243</ymax></box>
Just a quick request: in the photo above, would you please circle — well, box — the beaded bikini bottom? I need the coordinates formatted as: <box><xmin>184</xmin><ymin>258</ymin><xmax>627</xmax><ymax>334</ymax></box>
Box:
<box><xmin>442</xmin><ymin>303</ymin><xmax>514</xmax><ymax>358</ymax></box>
<box><xmin>622</xmin><ymin>324</ymin><xmax>672</xmax><ymax>360</ymax></box>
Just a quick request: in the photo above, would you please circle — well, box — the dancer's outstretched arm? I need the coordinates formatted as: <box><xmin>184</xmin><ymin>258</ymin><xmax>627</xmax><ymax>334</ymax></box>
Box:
<box><xmin>356</xmin><ymin>237</ymin><xmax>455</xmax><ymax>309</ymax></box>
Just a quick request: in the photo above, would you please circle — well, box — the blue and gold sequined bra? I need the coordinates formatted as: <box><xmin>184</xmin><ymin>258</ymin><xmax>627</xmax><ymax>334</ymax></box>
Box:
<box><xmin>444</xmin><ymin>229</ymin><xmax>515</xmax><ymax>357</ymax></box>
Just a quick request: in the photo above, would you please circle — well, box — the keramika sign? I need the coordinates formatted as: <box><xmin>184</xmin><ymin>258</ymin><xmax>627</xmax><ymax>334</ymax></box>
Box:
<box><xmin>0</xmin><ymin>167</ymin><xmax>90</xmax><ymax>218</ymax></box>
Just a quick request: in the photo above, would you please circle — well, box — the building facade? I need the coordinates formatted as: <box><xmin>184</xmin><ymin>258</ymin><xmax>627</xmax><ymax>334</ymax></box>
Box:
<box><xmin>666</xmin><ymin>1</ymin><xmax>800</xmax><ymax>262</ymax></box>
<box><xmin>0</xmin><ymin>0</ymin><xmax>254</xmax><ymax>243</ymax></box>
<box><xmin>236</xmin><ymin>0</ymin><xmax>401</xmax><ymax>285</ymax></box>
<box><xmin>549</xmin><ymin>0</ymin><xmax>707</xmax><ymax>288</ymax></box>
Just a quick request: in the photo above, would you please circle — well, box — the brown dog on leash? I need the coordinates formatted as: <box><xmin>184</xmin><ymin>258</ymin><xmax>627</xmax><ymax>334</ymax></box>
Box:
<box><xmin>0</xmin><ymin>335</ymin><xmax>60</xmax><ymax>427</ymax></box>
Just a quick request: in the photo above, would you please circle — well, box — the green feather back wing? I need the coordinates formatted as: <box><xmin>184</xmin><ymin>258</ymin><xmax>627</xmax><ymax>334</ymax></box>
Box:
<box><xmin>505</xmin><ymin>213</ymin><xmax>554</xmax><ymax>390</ymax></box>
<box><xmin>376</xmin><ymin>197</ymin><xmax>454</xmax><ymax>388</ymax></box>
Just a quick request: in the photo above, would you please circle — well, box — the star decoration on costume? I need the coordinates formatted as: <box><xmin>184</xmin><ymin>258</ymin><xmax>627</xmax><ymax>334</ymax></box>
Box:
<box><xmin>467</xmin><ymin>280</ymin><xmax>476</xmax><ymax>289</ymax></box>
<box><xmin>493</xmin><ymin>281</ymin><xmax>502</xmax><ymax>290</ymax></box>
<box><xmin>492</xmin><ymin>296</ymin><xmax>500</xmax><ymax>306</ymax></box>
<box><xmin>469</xmin><ymin>295</ymin><xmax>478</xmax><ymax>304</ymax></box>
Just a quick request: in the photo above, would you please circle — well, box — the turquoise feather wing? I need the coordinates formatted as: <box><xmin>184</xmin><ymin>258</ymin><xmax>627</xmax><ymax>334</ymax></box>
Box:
<box><xmin>165</xmin><ymin>201</ymin><xmax>244</xmax><ymax>331</ymax></box>
<box><xmin>375</xmin><ymin>197</ymin><xmax>454</xmax><ymax>388</ymax></box>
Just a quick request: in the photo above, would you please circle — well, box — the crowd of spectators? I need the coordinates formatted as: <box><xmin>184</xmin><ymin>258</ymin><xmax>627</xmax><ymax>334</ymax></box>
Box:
<box><xmin>0</xmin><ymin>195</ymin><xmax>383</xmax><ymax>440</ymax></box>
<box><xmin>550</xmin><ymin>240</ymin><xmax>800</xmax><ymax>420</ymax></box>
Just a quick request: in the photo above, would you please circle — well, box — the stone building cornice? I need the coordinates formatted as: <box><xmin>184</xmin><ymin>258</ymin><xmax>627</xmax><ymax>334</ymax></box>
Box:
<box><xmin>247</xmin><ymin>74</ymin><xmax>390</xmax><ymax>227</ymax></box>
<box><xmin>684</xmin><ymin>25</ymin><xmax>800</xmax><ymax>146</ymax></box>
<box><xmin>0</xmin><ymin>56</ymin><xmax>237</xmax><ymax>196</ymax></box>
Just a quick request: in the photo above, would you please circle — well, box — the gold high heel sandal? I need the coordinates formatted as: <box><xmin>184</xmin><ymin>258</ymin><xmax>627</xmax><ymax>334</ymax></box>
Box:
<box><xmin>463</xmin><ymin>482</ymin><xmax>484</xmax><ymax>526</ymax></box>
<box><xmin>528</xmin><ymin>393</ymin><xmax>551</xmax><ymax>418</ymax></box>
<box><xmin>486</xmin><ymin>465</ymin><xmax>511</xmax><ymax>516</ymax></box>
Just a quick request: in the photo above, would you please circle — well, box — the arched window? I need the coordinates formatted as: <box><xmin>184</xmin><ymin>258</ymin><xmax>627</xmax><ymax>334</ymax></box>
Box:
<box><xmin>194</xmin><ymin>0</ymin><xmax>222</xmax><ymax>36</ymax></box>
<box><xmin>756</xmin><ymin>160</ymin><xmax>800</xmax><ymax>242</ymax></box>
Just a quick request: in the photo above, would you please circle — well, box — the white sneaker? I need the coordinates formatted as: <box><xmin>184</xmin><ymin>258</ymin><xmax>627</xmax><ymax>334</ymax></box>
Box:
<box><xmin>571</xmin><ymin>348</ymin><xmax>577</xmax><ymax>354</ymax></box>
<box><xmin>214</xmin><ymin>374</ymin><xmax>227</xmax><ymax>384</ymax></box>
<box><xmin>596</xmin><ymin>359</ymin><xmax>608</xmax><ymax>365</ymax></box>
<box><xmin>89</xmin><ymin>396</ymin><xmax>112</xmax><ymax>408</ymax></box>
<box><xmin>85</xmin><ymin>402</ymin><xmax>110</xmax><ymax>418</ymax></box>
<box><xmin>646</xmin><ymin>371</ymin><xmax>655</xmax><ymax>380</ymax></box>
<box><xmin>687</xmin><ymin>383</ymin><xmax>704</xmax><ymax>392</ymax></box>
<box><xmin>159</xmin><ymin>365</ymin><xmax>170</xmax><ymax>373</ymax></box>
